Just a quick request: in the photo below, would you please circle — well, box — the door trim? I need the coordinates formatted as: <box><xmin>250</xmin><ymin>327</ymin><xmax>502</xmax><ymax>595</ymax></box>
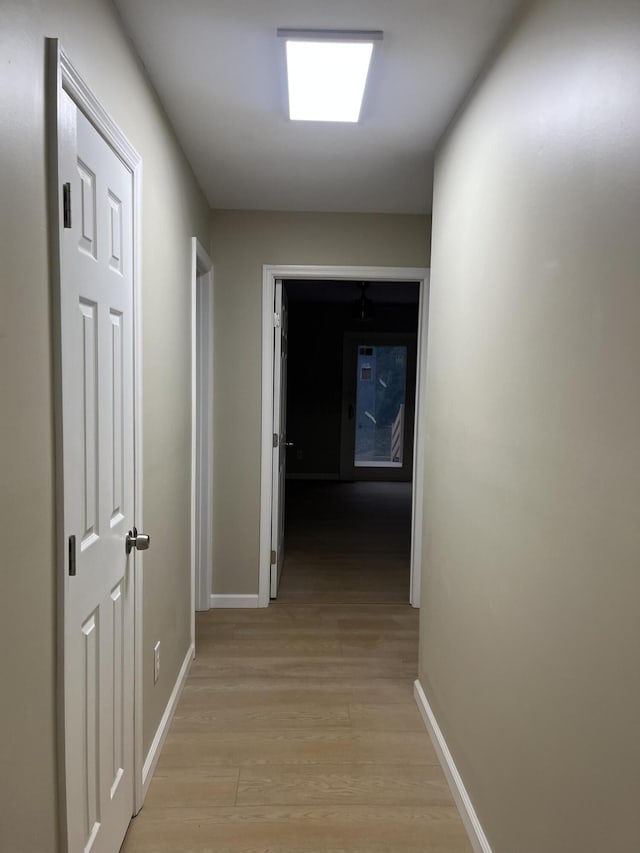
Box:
<box><xmin>47</xmin><ymin>41</ymin><xmax>145</xmax><ymax>842</ymax></box>
<box><xmin>259</xmin><ymin>265</ymin><xmax>430</xmax><ymax>609</ymax></box>
<box><xmin>270</xmin><ymin>279</ymin><xmax>285</xmax><ymax>598</ymax></box>
<box><xmin>191</xmin><ymin>238</ymin><xmax>214</xmax><ymax>622</ymax></box>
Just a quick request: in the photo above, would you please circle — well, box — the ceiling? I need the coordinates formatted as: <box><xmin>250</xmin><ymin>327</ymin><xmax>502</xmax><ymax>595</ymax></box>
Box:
<box><xmin>113</xmin><ymin>0</ymin><xmax>523</xmax><ymax>214</ymax></box>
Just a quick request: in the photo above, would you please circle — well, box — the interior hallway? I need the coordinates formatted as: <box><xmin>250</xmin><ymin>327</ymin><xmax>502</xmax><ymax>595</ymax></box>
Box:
<box><xmin>122</xmin><ymin>482</ymin><xmax>471</xmax><ymax>852</ymax></box>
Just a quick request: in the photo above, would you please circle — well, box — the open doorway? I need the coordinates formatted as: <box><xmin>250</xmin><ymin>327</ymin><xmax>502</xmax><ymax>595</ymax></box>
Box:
<box><xmin>259</xmin><ymin>265</ymin><xmax>430</xmax><ymax>608</ymax></box>
<box><xmin>281</xmin><ymin>281</ymin><xmax>419</xmax><ymax>603</ymax></box>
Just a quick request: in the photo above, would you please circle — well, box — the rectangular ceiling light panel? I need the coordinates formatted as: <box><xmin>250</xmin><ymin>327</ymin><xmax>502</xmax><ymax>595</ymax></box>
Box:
<box><xmin>279</xmin><ymin>30</ymin><xmax>382</xmax><ymax>123</ymax></box>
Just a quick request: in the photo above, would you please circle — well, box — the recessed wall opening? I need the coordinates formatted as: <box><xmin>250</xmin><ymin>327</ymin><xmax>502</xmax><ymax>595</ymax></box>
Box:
<box><xmin>260</xmin><ymin>264</ymin><xmax>430</xmax><ymax>609</ymax></box>
<box><xmin>276</xmin><ymin>278</ymin><xmax>420</xmax><ymax>604</ymax></box>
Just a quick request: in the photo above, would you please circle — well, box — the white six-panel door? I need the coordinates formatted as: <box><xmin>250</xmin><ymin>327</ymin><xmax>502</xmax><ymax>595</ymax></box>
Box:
<box><xmin>59</xmin><ymin>87</ymin><xmax>135</xmax><ymax>853</ymax></box>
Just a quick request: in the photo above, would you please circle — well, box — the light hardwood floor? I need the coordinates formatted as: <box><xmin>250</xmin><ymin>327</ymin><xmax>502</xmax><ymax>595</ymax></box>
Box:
<box><xmin>121</xmin><ymin>483</ymin><xmax>471</xmax><ymax>853</ymax></box>
<box><xmin>280</xmin><ymin>481</ymin><xmax>413</xmax><ymax>604</ymax></box>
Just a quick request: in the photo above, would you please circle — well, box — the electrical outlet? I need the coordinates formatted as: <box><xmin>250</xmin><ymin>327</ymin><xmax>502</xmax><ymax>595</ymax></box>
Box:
<box><xmin>153</xmin><ymin>641</ymin><xmax>160</xmax><ymax>684</ymax></box>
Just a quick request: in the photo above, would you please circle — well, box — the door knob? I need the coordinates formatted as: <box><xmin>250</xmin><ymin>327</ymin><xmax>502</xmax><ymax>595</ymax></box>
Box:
<box><xmin>126</xmin><ymin>527</ymin><xmax>151</xmax><ymax>555</ymax></box>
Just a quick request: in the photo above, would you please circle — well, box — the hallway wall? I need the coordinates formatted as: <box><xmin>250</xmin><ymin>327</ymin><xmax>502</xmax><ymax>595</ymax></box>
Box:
<box><xmin>0</xmin><ymin>2</ymin><xmax>210</xmax><ymax>850</ymax></box>
<box><xmin>420</xmin><ymin>1</ymin><xmax>640</xmax><ymax>851</ymax></box>
<box><xmin>209</xmin><ymin>211</ymin><xmax>430</xmax><ymax>596</ymax></box>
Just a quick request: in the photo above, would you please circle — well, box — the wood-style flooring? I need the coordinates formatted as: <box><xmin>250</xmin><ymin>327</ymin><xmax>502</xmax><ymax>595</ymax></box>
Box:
<box><xmin>121</xmin><ymin>482</ymin><xmax>471</xmax><ymax>853</ymax></box>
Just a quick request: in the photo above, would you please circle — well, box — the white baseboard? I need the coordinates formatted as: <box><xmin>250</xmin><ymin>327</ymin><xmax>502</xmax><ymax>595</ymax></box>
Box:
<box><xmin>414</xmin><ymin>680</ymin><xmax>493</xmax><ymax>853</ymax></box>
<box><xmin>142</xmin><ymin>643</ymin><xmax>194</xmax><ymax>797</ymax></box>
<box><xmin>210</xmin><ymin>594</ymin><xmax>259</xmax><ymax>608</ymax></box>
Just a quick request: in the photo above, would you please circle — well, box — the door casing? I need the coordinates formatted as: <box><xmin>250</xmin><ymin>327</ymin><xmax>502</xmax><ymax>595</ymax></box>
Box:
<box><xmin>191</xmin><ymin>238</ymin><xmax>214</xmax><ymax>618</ymax></box>
<box><xmin>48</xmin><ymin>41</ymin><xmax>145</xmax><ymax>847</ymax></box>
<box><xmin>259</xmin><ymin>265</ymin><xmax>430</xmax><ymax>609</ymax></box>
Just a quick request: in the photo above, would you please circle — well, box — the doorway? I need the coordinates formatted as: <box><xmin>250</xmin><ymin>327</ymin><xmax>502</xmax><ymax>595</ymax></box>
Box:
<box><xmin>49</xmin><ymin>42</ymin><xmax>144</xmax><ymax>852</ymax></box>
<box><xmin>259</xmin><ymin>265</ymin><xmax>430</xmax><ymax>608</ymax></box>
<box><xmin>282</xmin><ymin>282</ymin><xmax>418</xmax><ymax>603</ymax></box>
<box><xmin>191</xmin><ymin>239</ymin><xmax>214</xmax><ymax>623</ymax></box>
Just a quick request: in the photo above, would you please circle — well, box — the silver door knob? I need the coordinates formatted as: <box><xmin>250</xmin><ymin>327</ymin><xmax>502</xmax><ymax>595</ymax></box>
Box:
<box><xmin>126</xmin><ymin>528</ymin><xmax>151</xmax><ymax>555</ymax></box>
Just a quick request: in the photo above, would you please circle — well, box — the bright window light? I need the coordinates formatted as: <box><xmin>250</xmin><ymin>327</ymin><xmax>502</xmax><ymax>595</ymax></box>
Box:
<box><xmin>279</xmin><ymin>31</ymin><xmax>382</xmax><ymax>123</ymax></box>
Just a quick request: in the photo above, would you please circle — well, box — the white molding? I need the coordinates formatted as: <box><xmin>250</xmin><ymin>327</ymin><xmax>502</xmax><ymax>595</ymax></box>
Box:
<box><xmin>49</xmin><ymin>40</ymin><xmax>146</xmax><ymax>835</ymax></box>
<box><xmin>259</xmin><ymin>266</ymin><xmax>276</xmax><ymax>608</ymax></box>
<box><xmin>59</xmin><ymin>48</ymin><xmax>141</xmax><ymax>170</ymax></box>
<box><xmin>409</xmin><ymin>271</ymin><xmax>430</xmax><ymax>607</ymax></box>
<box><xmin>131</xmin><ymin>105</ymin><xmax>145</xmax><ymax>822</ymax></box>
<box><xmin>414</xmin><ymin>680</ymin><xmax>493</xmax><ymax>853</ymax></box>
<box><xmin>210</xmin><ymin>594</ymin><xmax>259</xmax><ymax>609</ymax></box>
<box><xmin>191</xmin><ymin>238</ymin><xmax>214</xmax><ymax>638</ymax></box>
<box><xmin>260</xmin><ymin>264</ymin><xmax>430</xmax><ymax>609</ymax></box>
<box><xmin>142</xmin><ymin>644</ymin><xmax>194</xmax><ymax>798</ymax></box>
<box><xmin>48</xmin><ymin>38</ymin><xmax>69</xmax><ymax>852</ymax></box>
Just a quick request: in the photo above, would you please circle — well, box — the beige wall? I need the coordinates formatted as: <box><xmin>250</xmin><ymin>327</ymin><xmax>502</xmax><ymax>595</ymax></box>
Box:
<box><xmin>0</xmin><ymin>2</ymin><xmax>210</xmax><ymax>850</ymax></box>
<box><xmin>420</xmin><ymin>1</ymin><xmax>640</xmax><ymax>851</ymax></box>
<box><xmin>210</xmin><ymin>211</ymin><xmax>430</xmax><ymax>595</ymax></box>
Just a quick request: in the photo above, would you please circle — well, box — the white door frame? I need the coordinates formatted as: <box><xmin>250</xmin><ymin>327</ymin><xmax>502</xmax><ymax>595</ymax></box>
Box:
<box><xmin>259</xmin><ymin>265</ymin><xmax>430</xmax><ymax>609</ymax></box>
<box><xmin>47</xmin><ymin>41</ymin><xmax>146</xmax><ymax>840</ymax></box>
<box><xmin>191</xmin><ymin>238</ymin><xmax>214</xmax><ymax>623</ymax></box>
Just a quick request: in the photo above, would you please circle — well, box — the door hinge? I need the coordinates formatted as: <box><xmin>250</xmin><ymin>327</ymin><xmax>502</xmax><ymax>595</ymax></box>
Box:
<box><xmin>270</xmin><ymin>549</ymin><xmax>277</xmax><ymax>565</ymax></box>
<box><xmin>68</xmin><ymin>534</ymin><xmax>76</xmax><ymax>576</ymax></box>
<box><xmin>273</xmin><ymin>432</ymin><xmax>279</xmax><ymax>448</ymax></box>
<box><xmin>63</xmin><ymin>182</ymin><xmax>72</xmax><ymax>229</ymax></box>
<box><xmin>273</xmin><ymin>312</ymin><xmax>281</xmax><ymax>328</ymax></box>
